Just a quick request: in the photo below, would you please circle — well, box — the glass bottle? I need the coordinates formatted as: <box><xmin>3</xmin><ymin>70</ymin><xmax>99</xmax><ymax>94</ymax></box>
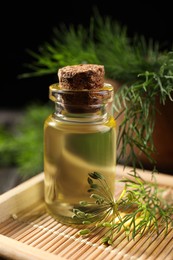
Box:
<box><xmin>44</xmin><ymin>80</ymin><xmax>116</xmax><ymax>224</ymax></box>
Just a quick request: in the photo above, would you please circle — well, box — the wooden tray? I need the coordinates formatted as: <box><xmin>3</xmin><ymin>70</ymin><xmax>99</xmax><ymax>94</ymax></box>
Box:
<box><xmin>0</xmin><ymin>165</ymin><xmax>173</xmax><ymax>260</ymax></box>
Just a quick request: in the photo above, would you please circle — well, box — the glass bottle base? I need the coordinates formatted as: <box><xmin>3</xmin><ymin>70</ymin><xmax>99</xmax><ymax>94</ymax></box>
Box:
<box><xmin>45</xmin><ymin>202</ymin><xmax>103</xmax><ymax>225</ymax></box>
<box><xmin>45</xmin><ymin>202</ymin><xmax>85</xmax><ymax>225</ymax></box>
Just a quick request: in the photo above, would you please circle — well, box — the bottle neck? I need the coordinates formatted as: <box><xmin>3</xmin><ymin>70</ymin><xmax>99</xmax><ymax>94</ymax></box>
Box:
<box><xmin>49</xmin><ymin>83</ymin><xmax>114</xmax><ymax>123</ymax></box>
<box><xmin>54</xmin><ymin>103</ymin><xmax>113</xmax><ymax>123</ymax></box>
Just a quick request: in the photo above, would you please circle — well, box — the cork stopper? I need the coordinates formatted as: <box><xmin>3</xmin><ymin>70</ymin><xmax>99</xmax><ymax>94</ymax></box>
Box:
<box><xmin>55</xmin><ymin>64</ymin><xmax>112</xmax><ymax>113</ymax></box>
<box><xmin>58</xmin><ymin>64</ymin><xmax>105</xmax><ymax>90</ymax></box>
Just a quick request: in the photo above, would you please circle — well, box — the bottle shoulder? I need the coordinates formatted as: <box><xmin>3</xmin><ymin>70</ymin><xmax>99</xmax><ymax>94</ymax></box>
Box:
<box><xmin>44</xmin><ymin>114</ymin><xmax>116</xmax><ymax>133</ymax></box>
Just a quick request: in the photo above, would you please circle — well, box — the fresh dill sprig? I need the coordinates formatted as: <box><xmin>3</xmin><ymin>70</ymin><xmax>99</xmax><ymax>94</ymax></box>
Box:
<box><xmin>72</xmin><ymin>171</ymin><xmax>173</xmax><ymax>246</ymax></box>
<box><xmin>114</xmin><ymin>51</ymin><xmax>173</xmax><ymax>170</ymax></box>
<box><xmin>19</xmin><ymin>9</ymin><xmax>162</xmax><ymax>81</ymax></box>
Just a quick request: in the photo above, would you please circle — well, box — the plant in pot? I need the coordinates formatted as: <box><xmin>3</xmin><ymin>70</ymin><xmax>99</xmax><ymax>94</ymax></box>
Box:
<box><xmin>20</xmin><ymin>12</ymin><xmax>173</xmax><ymax>175</ymax></box>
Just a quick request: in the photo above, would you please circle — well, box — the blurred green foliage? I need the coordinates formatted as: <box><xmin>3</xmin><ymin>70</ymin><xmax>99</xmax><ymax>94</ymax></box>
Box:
<box><xmin>0</xmin><ymin>104</ymin><xmax>52</xmax><ymax>179</ymax></box>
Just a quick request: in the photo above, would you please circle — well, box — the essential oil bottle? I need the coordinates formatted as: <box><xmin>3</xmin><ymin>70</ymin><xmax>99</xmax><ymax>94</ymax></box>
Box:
<box><xmin>44</xmin><ymin>64</ymin><xmax>116</xmax><ymax>224</ymax></box>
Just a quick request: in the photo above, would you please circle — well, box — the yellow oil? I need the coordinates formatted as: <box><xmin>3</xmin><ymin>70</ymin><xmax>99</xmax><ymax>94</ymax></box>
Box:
<box><xmin>44</xmin><ymin>114</ymin><xmax>116</xmax><ymax>224</ymax></box>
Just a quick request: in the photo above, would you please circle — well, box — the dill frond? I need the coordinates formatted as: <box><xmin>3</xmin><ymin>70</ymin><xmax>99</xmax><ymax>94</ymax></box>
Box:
<box><xmin>73</xmin><ymin>171</ymin><xmax>173</xmax><ymax>246</ymax></box>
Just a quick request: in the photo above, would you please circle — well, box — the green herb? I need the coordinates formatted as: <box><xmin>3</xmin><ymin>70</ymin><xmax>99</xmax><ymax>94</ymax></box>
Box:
<box><xmin>114</xmin><ymin>52</ymin><xmax>173</xmax><ymax>170</ymax></box>
<box><xmin>19</xmin><ymin>8</ymin><xmax>162</xmax><ymax>81</ymax></box>
<box><xmin>72</xmin><ymin>171</ymin><xmax>173</xmax><ymax>246</ymax></box>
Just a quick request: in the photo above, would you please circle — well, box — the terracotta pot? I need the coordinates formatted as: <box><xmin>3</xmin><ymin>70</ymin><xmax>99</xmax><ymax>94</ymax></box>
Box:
<box><xmin>106</xmin><ymin>78</ymin><xmax>173</xmax><ymax>174</ymax></box>
<box><xmin>140</xmin><ymin>97</ymin><xmax>173</xmax><ymax>174</ymax></box>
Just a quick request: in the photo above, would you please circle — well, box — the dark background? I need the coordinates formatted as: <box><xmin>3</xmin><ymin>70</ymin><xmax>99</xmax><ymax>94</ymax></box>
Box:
<box><xmin>1</xmin><ymin>1</ymin><xmax>173</xmax><ymax>110</ymax></box>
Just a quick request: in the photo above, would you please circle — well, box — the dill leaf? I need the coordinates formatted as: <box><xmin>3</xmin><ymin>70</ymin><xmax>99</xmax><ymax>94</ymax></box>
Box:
<box><xmin>73</xmin><ymin>171</ymin><xmax>173</xmax><ymax>246</ymax></box>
